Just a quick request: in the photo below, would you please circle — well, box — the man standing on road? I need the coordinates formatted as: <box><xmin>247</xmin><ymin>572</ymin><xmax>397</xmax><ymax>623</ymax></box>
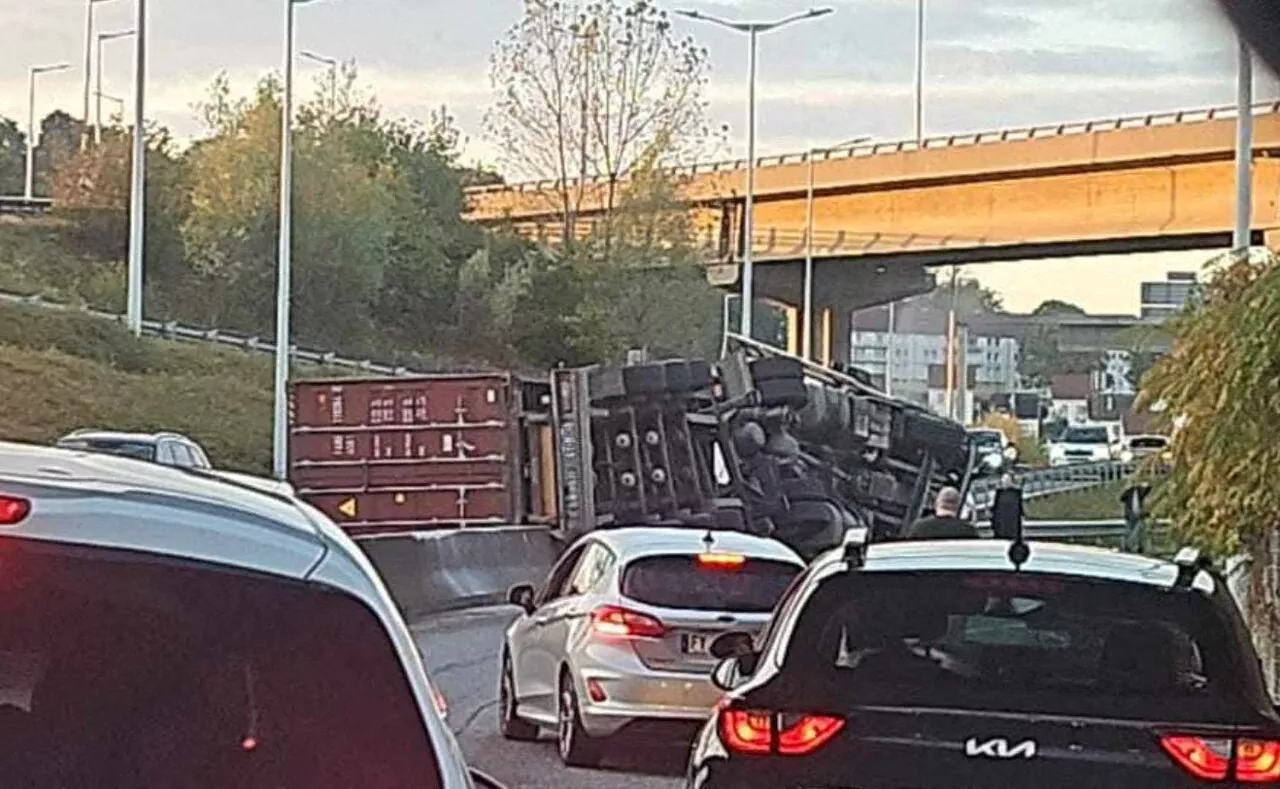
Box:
<box><xmin>902</xmin><ymin>486</ymin><xmax>980</xmax><ymax>540</ymax></box>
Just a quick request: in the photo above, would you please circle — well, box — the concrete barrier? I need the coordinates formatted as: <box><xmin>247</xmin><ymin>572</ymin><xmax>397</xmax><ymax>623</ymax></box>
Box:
<box><xmin>356</xmin><ymin>526</ymin><xmax>561</xmax><ymax>620</ymax></box>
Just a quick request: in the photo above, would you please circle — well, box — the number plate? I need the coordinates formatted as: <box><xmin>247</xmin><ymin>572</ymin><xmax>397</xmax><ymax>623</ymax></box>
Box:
<box><xmin>680</xmin><ymin>632</ymin><xmax>713</xmax><ymax>655</ymax></box>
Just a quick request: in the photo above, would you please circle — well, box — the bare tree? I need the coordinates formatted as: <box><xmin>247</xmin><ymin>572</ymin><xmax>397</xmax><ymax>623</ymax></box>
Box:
<box><xmin>485</xmin><ymin>0</ymin><xmax>719</xmax><ymax>248</ymax></box>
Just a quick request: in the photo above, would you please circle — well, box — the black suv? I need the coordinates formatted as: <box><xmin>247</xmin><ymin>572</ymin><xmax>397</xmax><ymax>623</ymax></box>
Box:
<box><xmin>687</xmin><ymin>538</ymin><xmax>1280</xmax><ymax>788</ymax></box>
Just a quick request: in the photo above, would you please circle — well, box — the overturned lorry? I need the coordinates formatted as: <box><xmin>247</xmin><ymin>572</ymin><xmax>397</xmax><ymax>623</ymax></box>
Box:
<box><xmin>288</xmin><ymin>338</ymin><xmax>976</xmax><ymax>558</ymax></box>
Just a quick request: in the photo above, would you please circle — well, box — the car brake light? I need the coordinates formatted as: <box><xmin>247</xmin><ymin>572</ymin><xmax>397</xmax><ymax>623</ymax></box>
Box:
<box><xmin>696</xmin><ymin>552</ymin><xmax>746</xmax><ymax>570</ymax></box>
<box><xmin>1236</xmin><ymin>739</ymin><xmax>1280</xmax><ymax>782</ymax></box>
<box><xmin>1160</xmin><ymin>735</ymin><xmax>1235</xmax><ymax>781</ymax></box>
<box><xmin>589</xmin><ymin>605</ymin><xmax>666</xmax><ymax>639</ymax></box>
<box><xmin>719</xmin><ymin>708</ymin><xmax>844</xmax><ymax>756</ymax></box>
<box><xmin>0</xmin><ymin>495</ymin><xmax>30</xmax><ymax>526</ymax></box>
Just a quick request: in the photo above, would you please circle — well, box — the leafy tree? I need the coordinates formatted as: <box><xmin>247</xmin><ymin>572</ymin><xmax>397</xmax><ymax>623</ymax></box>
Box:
<box><xmin>33</xmin><ymin>111</ymin><xmax>85</xmax><ymax>198</ymax></box>
<box><xmin>0</xmin><ymin>116</ymin><xmax>23</xmax><ymax>196</ymax></box>
<box><xmin>486</xmin><ymin>0</ymin><xmax>721</xmax><ymax>244</ymax></box>
<box><xmin>920</xmin><ymin>271</ymin><xmax>1003</xmax><ymax>318</ymax></box>
<box><xmin>1031</xmin><ymin>299</ymin><xmax>1086</xmax><ymax>317</ymax></box>
<box><xmin>1138</xmin><ymin>251</ymin><xmax>1280</xmax><ymax>671</ymax></box>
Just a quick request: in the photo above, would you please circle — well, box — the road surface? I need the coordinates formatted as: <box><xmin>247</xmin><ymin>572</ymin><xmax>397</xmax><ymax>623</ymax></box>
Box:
<box><xmin>414</xmin><ymin>605</ymin><xmax>686</xmax><ymax>789</ymax></box>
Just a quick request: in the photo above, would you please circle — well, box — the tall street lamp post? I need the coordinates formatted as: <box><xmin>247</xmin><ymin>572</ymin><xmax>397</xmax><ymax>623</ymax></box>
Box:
<box><xmin>300</xmin><ymin>50</ymin><xmax>340</xmax><ymax>108</ymax></box>
<box><xmin>82</xmin><ymin>0</ymin><xmax>118</xmax><ymax>150</ymax></box>
<box><xmin>26</xmin><ymin>63</ymin><xmax>72</xmax><ymax>201</ymax></box>
<box><xmin>675</xmin><ymin>7</ymin><xmax>834</xmax><ymax>341</ymax></box>
<box><xmin>274</xmin><ymin>0</ymin><xmax>329</xmax><ymax>480</ymax></box>
<box><xmin>95</xmin><ymin>29</ymin><xmax>136</xmax><ymax>144</ymax></box>
<box><xmin>125</xmin><ymin>0</ymin><xmax>147</xmax><ymax>336</ymax></box>
<box><xmin>802</xmin><ymin>135</ymin><xmax>870</xmax><ymax>362</ymax></box>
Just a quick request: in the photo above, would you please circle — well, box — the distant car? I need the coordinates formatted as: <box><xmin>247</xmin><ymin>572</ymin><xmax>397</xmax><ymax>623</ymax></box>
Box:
<box><xmin>966</xmin><ymin>428</ymin><xmax>1015</xmax><ymax>475</ymax></box>
<box><xmin>1125</xmin><ymin>434</ymin><xmax>1172</xmax><ymax>466</ymax></box>
<box><xmin>499</xmin><ymin>526</ymin><xmax>806</xmax><ymax>767</ymax></box>
<box><xmin>1047</xmin><ymin>423</ymin><xmax>1123</xmax><ymax>466</ymax></box>
<box><xmin>55</xmin><ymin>429</ymin><xmax>212</xmax><ymax>470</ymax></box>
<box><xmin>686</xmin><ymin>535</ymin><xmax>1280</xmax><ymax>788</ymax></box>
<box><xmin>0</xmin><ymin>440</ymin><xmax>503</xmax><ymax>788</ymax></box>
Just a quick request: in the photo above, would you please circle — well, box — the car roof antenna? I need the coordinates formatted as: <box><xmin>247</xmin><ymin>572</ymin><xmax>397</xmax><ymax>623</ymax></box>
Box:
<box><xmin>701</xmin><ymin>528</ymin><xmax>715</xmax><ymax>553</ymax></box>
<box><xmin>992</xmin><ymin>483</ymin><xmax>1029</xmax><ymax>570</ymax></box>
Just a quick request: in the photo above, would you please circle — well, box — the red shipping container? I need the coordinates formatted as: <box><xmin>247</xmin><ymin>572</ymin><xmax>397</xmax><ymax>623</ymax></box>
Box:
<box><xmin>289</xmin><ymin>374</ymin><xmax>527</xmax><ymax>535</ymax></box>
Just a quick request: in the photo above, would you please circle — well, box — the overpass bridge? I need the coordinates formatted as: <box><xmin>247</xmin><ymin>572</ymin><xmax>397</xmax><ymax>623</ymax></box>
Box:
<box><xmin>467</xmin><ymin>101</ymin><xmax>1280</xmax><ymax>364</ymax></box>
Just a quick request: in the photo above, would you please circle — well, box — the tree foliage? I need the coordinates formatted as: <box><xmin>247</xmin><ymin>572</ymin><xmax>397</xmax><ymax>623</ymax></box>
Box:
<box><xmin>1031</xmin><ymin>299</ymin><xmax>1086</xmax><ymax>317</ymax></box>
<box><xmin>1138</xmin><ymin>252</ymin><xmax>1280</xmax><ymax>558</ymax></box>
<box><xmin>920</xmin><ymin>272</ymin><xmax>1004</xmax><ymax>318</ymax></box>
<box><xmin>486</xmin><ymin>0</ymin><xmax>721</xmax><ymax>242</ymax></box>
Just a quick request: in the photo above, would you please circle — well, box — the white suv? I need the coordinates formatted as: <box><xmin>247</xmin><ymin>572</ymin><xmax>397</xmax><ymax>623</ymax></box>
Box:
<box><xmin>0</xmin><ymin>440</ymin><xmax>502</xmax><ymax>789</ymax></box>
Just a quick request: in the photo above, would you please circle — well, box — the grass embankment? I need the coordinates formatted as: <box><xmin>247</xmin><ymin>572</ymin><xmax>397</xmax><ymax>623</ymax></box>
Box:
<box><xmin>1025</xmin><ymin>480</ymin><xmax>1132</xmax><ymax>521</ymax></box>
<box><xmin>0</xmin><ymin>298</ymin><xmax>353</xmax><ymax>474</ymax></box>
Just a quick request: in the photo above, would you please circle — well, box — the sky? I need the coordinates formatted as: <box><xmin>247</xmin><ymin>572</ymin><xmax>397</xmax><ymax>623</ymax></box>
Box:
<box><xmin>1</xmin><ymin>0</ymin><xmax>1272</xmax><ymax>315</ymax></box>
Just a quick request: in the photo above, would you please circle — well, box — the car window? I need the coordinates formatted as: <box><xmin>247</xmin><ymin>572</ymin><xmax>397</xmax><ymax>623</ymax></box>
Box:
<box><xmin>187</xmin><ymin>444</ymin><xmax>212</xmax><ymax>469</ymax></box>
<box><xmin>566</xmin><ymin>542</ymin><xmax>612</xmax><ymax>596</ymax></box>
<box><xmin>1061</xmin><ymin>426</ymin><xmax>1109</xmax><ymax>444</ymax></box>
<box><xmin>1129</xmin><ymin>436</ymin><xmax>1168</xmax><ymax>449</ymax></box>
<box><xmin>969</xmin><ymin>431</ymin><xmax>1003</xmax><ymax>447</ymax></box>
<box><xmin>538</xmin><ymin>545</ymin><xmax>587</xmax><ymax>605</ymax></box>
<box><xmin>781</xmin><ymin>570</ymin><xmax>1261</xmax><ymax>722</ymax></box>
<box><xmin>167</xmin><ymin>443</ymin><xmax>196</xmax><ymax>467</ymax></box>
<box><xmin>0</xmin><ymin>538</ymin><xmax>442</xmax><ymax>788</ymax></box>
<box><xmin>58</xmin><ymin>438</ymin><xmax>157</xmax><ymax>463</ymax></box>
<box><xmin>620</xmin><ymin>554</ymin><xmax>801</xmax><ymax>613</ymax></box>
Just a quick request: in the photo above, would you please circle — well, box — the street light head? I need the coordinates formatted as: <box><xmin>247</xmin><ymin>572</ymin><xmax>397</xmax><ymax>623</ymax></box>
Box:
<box><xmin>674</xmin><ymin>9</ymin><xmax>701</xmax><ymax>19</ymax></box>
<box><xmin>807</xmin><ymin>6</ymin><xmax>835</xmax><ymax>17</ymax></box>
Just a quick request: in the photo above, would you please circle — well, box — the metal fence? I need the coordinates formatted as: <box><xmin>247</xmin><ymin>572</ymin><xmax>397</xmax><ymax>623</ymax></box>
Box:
<box><xmin>968</xmin><ymin>460</ymin><xmax>1135</xmax><ymax>516</ymax></box>
<box><xmin>0</xmin><ymin>197</ymin><xmax>53</xmax><ymax>216</ymax></box>
<box><xmin>0</xmin><ymin>289</ymin><xmax>431</xmax><ymax>377</ymax></box>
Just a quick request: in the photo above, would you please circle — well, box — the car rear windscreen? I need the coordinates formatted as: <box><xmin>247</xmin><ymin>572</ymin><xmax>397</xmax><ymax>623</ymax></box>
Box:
<box><xmin>0</xmin><ymin>538</ymin><xmax>442</xmax><ymax>789</ymax></box>
<box><xmin>1129</xmin><ymin>436</ymin><xmax>1168</xmax><ymax>449</ymax></box>
<box><xmin>783</xmin><ymin>571</ymin><xmax>1260</xmax><ymax>721</ymax></box>
<box><xmin>1061</xmin><ymin>427</ymin><xmax>1109</xmax><ymax>444</ymax></box>
<box><xmin>621</xmin><ymin>554</ymin><xmax>801</xmax><ymax>613</ymax></box>
<box><xmin>57</xmin><ymin>438</ymin><xmax>157</xmax><ymax>462</ymax></box>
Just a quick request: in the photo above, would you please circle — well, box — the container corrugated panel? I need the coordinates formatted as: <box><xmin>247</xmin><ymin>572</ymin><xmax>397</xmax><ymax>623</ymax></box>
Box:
<box><xmin>289</xmin><ymin>374</ymin><xmax>519</xmax><ymax>535</ymax></box>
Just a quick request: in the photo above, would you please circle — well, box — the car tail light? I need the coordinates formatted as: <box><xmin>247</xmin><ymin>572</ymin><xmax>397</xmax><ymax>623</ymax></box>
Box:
<box><xmin>589</xmin><ymin>605</ymin><xmax>666</xmax><ymax>639</ymax></box>
<box><xmin>696</xmin><ymin>552</ymin><xmax>746</xmax><ymax>570</ymax></box>
<box><xmin>719</xmin><ymin>708</ymin><xmax>844</xmax><ymax>756</ymax></box>
<box><xmin>1237</xmin><ymin>739</ymin><xmax>1280</xmax><ymax>782</ymax></box>
<box><xmin>0</xmin><ymin>495</ymin><xmax>30</xmax><ymax>526</ymax></box>
<box><xmin>1160</xmin><ymin>734</ymin><xmax>1280</xmax><ymax>782</ymax></box>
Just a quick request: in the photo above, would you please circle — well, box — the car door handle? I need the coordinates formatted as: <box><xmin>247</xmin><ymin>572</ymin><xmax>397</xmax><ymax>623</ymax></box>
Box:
<box><xmin>533</xmin><ymin>615</ymin><xmax>552</xmax><ymax>626</ymax></box>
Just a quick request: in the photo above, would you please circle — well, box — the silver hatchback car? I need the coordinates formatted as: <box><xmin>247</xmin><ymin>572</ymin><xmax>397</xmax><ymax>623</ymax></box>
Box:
<box><xmin>499</xmin><ymin>527</ymin><xmax>806</xmax><ymax>767</ymax></box>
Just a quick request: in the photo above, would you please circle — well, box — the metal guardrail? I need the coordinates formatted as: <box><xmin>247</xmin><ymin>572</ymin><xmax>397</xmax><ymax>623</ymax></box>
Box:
<box><xmin>0</xmin><ymin>290</ymin><xmax>434</xmax><ymax>377</ymax></box>
<box><xmin>0</xmin><ymin>197</ymin><xmax>54</xmax><ymax>216</ymax></box>
<box><xmin>967</xmin><ymin>460</ymin><xmax>1135</xmax><ymax>516</ymax></box>
<box><xmin>469</xmin><ymin>100</ymin><xmax>1280</xmax><ymax>194</ymax></box>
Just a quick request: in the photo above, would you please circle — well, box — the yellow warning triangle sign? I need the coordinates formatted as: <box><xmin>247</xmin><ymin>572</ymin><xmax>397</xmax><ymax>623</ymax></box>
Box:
<box><xmin>337</xmin><ymin>497</ymin><xmax>357</xmax><ymax>518</ymax></box>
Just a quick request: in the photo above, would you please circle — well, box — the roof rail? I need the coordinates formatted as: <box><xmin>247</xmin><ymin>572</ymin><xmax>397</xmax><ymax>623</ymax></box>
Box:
<box><xmin>843</xmin><ymin>526</ymin><xmax>869</xmax><ymax>568</ymax></box>
<box><xmin>1173</xmin><ymin>546</ymin><xmax>1211</xmax><ymax>590</ymax></box>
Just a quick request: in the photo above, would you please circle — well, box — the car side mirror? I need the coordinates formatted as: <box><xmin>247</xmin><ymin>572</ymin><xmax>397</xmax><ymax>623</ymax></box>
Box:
<box><xmin>1002</xmin><ymin>445</ymin><xmax>1017</xmax><ymax>461</ymax></box>
<box><xmin>507</xmin><ymin>584</ymin><xmax>536</xmax><ymax>614</ymax></box>
<box><xmin>709</xmin><ymin>630</ymin><xmax>754</xmax><ymax>660</ymax></box>
<box><xmin>470</xmin><ymin>767</ymin><xmax>509</xmax><ymax>789</ymax></box>
<box><xmin>711</xmin><ymin>657</ymin><xmax>744</xmax><ymax>692</ymax></box>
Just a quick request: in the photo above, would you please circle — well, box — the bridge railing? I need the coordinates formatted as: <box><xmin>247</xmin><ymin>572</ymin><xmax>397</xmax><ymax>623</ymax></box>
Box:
<box><xmin>469</xmin><ymin>100</ymin><xmax>1280</xmax><ymax>196</ymax></box>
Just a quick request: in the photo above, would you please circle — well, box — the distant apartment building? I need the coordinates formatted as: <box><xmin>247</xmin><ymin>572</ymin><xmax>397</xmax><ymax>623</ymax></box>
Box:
<box><xmin>1140</xmin><ymin>271</ymin><xmax>1198</xmax><ymax>320</ymax></box>
<box><xmin>849</xmin><ymin>306</ymin><xmax>1019</xmax><ymax>424</ymax></box>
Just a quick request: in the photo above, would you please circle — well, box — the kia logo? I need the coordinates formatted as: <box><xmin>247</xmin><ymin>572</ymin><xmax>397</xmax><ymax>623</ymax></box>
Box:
<box><xmin>964</xmin><ymin>737</ymin><xmax>1038</xmax><ymax>759</ymax></box>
